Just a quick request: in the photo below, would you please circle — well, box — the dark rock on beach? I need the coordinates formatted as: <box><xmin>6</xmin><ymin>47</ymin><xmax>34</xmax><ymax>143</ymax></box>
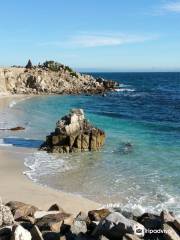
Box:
<box><xmin>48</xmin><ymin>204</ymin><xmax>64</xmax><ymax>212</ymax></box>
<box><xmin>36</xmin><ymin>212</ymin><xmax>72</xmax><ymax>232</ymax></box>
<box><xmin>40</xmin><ymin>109</ymin><xmax>106</xmax><ymax>153</ymax></box>
<box><xmin>0</xmin><ymin>126</ymin><xmax>25</xmax><ymax>131</ymax></box>
<box><xmin>91</xmin><ymin>212</ymin><xmax>145</xmax><ymax>239</ymax></box>
<box><xmin>137</xmin><ymin>212</ymin><xmax>163</xmax><ymax>230</ymax></box>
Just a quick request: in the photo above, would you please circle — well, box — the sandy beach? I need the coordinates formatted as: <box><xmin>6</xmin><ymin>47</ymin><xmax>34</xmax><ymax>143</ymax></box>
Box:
<box><xmin>0</xmin><ymin>95</ymin><xmax>100</xmax><ymax>216</ymax></box>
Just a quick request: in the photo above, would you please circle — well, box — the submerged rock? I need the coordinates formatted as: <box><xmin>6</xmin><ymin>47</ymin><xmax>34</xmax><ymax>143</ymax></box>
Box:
<box><xmin>40</xmin><ymin>109</ymin><xmax>105</xmax><ymax>153</ymax></box>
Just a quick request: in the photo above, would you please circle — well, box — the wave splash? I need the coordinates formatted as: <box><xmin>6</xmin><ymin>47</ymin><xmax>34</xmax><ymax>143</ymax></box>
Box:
<box><xmin>24</xmin><ymin>151</ymin><xmax>73</xmax><ymax>182</ymax></box>
<box><xmin>115</xmin><ymin>88</ymin><xmax>135</xmax><ymax>92</ymax></box>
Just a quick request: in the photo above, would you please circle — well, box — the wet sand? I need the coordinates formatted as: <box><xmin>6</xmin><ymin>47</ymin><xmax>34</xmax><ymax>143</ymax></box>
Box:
<box><xmin>0</xmin><ymin>95</ymin><xmax>100</xmax><ymax>215</ymax></box>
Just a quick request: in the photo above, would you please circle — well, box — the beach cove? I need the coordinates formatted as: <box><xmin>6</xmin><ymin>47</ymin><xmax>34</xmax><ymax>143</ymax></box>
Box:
<box><xmin>0</xmin><ymin>72</ymin><xmax>180</xmax><ymax>217</ymax></box>
<box><xmin>0</xmin><ymin>95</ymin><xmax>100</xmax><ymax>215</ymax></box>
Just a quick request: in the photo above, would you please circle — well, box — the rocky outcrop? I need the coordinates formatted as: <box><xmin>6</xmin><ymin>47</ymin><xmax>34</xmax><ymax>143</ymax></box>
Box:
<box><xmin>40</xmin><ymin>109</ymin><xmax>105</xmax><ymax>153</ymax></box>
<box><xmin>6</xmin><ymin>201</ymin><xmax>38</xmax><ymax>220</ymax></box>
<box><xmin>0</xmin><ymin>61</ymin><xmax>118</xmax><ymax>95</ymax></box>
<box><xmin>11</xmin><ymin>225</ymin><xmax>32</xmax><ymax>240</ymax></box>
<box><xmin>0</xmin><ymin>198</ymin><xmax>180</xmax><ymax>240</ymax></box>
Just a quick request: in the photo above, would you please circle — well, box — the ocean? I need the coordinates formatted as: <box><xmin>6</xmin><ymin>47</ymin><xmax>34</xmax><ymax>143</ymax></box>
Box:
<box><xmin>0</xmin><ymin>72</ymin><xmax>180</xmax><ymax>215</ymax></box>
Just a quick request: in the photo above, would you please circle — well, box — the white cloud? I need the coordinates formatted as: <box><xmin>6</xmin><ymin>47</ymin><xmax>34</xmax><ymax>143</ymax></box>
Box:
<box><xmin>71</xmin><ymin>34</ymin><xmax>155</xmax><ymax>47</ymax></box>
<box><xmin>40</xmin><ymin>33</ymin><xmax>158</xmax><ymax>48</ymax></box>
<box><xmin>162</xmin><ymin>1</ymin><xmax>180</xmax><ymax>13</ymax></box>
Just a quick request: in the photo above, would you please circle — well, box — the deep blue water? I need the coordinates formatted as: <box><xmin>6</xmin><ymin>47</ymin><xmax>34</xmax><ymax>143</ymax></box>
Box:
<box><xmin>1</xmin><ymin>72</ymin><xmax>180</xmax><ymax>215</ymax></box>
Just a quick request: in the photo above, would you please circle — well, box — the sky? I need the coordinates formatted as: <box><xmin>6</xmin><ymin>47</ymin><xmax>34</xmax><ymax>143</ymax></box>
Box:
<box><xmin>0</xmin><ymin>0</ymin><xmax>180</xmax><ymax>71</ymax></box>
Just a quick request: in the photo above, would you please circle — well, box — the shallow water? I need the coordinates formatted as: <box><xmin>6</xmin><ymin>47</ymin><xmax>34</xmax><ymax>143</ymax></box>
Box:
<box><xmin>1</xmin><ymin>72</ymin><xmax>180</xmax><ymax>215</ymax></box>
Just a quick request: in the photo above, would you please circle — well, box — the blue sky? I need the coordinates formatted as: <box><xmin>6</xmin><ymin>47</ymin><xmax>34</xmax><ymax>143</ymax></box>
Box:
<box><xmin>0</xmin><ymin>0</ymin><xmax>180</xmax><ymax>71</ymax></box>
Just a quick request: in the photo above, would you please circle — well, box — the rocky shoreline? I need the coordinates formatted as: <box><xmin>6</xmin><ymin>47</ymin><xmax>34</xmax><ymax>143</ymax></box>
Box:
<box><xmin>0</xmin><ymin>199</ymin><xmax>179</xmax><ymax>240</ymax></box>
<box><xmin>0</xmin><ymin>60</ymin><xmax>119</xmax><ymax>95</ymax></box>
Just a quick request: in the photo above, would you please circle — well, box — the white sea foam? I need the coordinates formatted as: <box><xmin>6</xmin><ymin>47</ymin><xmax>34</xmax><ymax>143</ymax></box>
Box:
<box><xmin>8</xmin><ymin>100</ymin><xmax>17</xmax><ymax>108</ymax></box>
<box><xmin>119</xmin><ymin>84</ymin><xmax>130</xmax><ymax>88</ymax></box>
<box><xmin>8</xmin><ymin>96</ymin><xmax>31</xmax><ymax>108</ymax></box>
<box><xmin>24</xmin><ymin>151</ymin><xmax>73</xmax><ymax>182</ymax></box>
<box><xmin>115</xmin><ymin>88</ymin><xmax>135</xmax><ymax>92</ymax></box>
<box><xmin>102</xmin><ymin>194</ymin><xmax>180</xmax><ymax>217</ymax></box>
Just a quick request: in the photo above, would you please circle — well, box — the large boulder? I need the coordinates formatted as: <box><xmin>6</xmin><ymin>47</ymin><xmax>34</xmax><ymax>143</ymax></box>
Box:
<box><xmin>30</xmin><ymin>225</ymin><xmax>43</xmax><ymax>240</ymax></box>
<box><xmin>40</xmin><ymin>109</ymin><xmax>105</xmax><ymax>153</ymax></box>
<box><xmin>0</xmin><ymin>226</ymin><xmax>12</xmax><ymax>240</ymax></box>
<box><xmin>0</xmin><ymin>203</ymin><xmax>14</xmax><ymax>227</ymax></box>
<box><xmin>11</xmin><ymin>225</ymin><xmax>32</xmax><ymax>240</ymax></box>
<box><xmin>6</xmin><ymin>201</ymin><xmax>38</xmax><ymax>220</ymax></box>
<box><xmin>163</xmin><ymin>223</ymin><xmax>180</xmax><ymax>240</ymax></box>
<box><xmin>92</xmin><ymin>212</ymin><xmax>145</xmax><ymax>239</ymax></box>
<box><xmin>70</xmin><ymin>220</ymin><xmax>87</xmax><ymax>235</ymax></box>
<box><xmin>88</xmin><ymin>209</ymin><xmax>111</xmax><ymax>221</ymax></box>
<box><xmin>35</xmin><ymin>212</ymin><xmax>72</xmax><ymax>232</ymax></box>
<box><xmin>161</xmin><ymin>210</ymin><xmax>180</xmax><ymax>232</ymax></box>
<box><xmin>137</xmin><ymin>212</ymin><xmax>163</xmax><ymax>230</ymax></box>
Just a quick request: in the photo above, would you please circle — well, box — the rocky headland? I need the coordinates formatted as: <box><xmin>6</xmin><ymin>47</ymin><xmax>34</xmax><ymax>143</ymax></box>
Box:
<box><xmin>0</xmin><ymin>199</ymin><xmax>180</xmax><ymax>240</ymax></box>
<box><xmin>40</xmin><ymin>109</ymin><xmax>105</xmax><ymax>153</ymax></box>
<box><xmin>0</xmin><ymin>60</ymin><xmax>118</xmax><ymax>95</ymax></box>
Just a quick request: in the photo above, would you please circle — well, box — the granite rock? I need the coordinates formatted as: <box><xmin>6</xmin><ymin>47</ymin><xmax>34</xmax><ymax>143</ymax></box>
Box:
<box><xmin>40</xmin><ymin>109</ymin><xmax>105</xmax><ymax>153</ymax></box>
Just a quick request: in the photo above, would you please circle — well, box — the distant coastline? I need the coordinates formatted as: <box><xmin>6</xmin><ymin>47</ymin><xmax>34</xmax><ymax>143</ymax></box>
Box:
<box><xmin>0</xmin><ymin>60</ymin><xmax>118</xmax><ymax>97</ymax></box>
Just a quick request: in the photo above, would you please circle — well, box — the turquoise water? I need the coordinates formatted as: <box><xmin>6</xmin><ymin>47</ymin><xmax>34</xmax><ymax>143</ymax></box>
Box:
<box><xmin>1</xmin><ymin>72</ymin><xmax>180</xmax><ymax>215</ymax></box>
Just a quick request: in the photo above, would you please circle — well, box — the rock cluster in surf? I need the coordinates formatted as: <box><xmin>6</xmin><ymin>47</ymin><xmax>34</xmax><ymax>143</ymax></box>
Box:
<box><xmin>0</xmin><ymin>199</ymin><xmax>180</xmax><ymax>240</ymax></box>
<box><xmin>40</xmin><ymin>109</ymin><xmax>105</xmax><ymax>153</ymax></box>
<box><xmin>0</xmin><ymin>60</ymin><xmax>118</xmax><ymax>95</ymax></box>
